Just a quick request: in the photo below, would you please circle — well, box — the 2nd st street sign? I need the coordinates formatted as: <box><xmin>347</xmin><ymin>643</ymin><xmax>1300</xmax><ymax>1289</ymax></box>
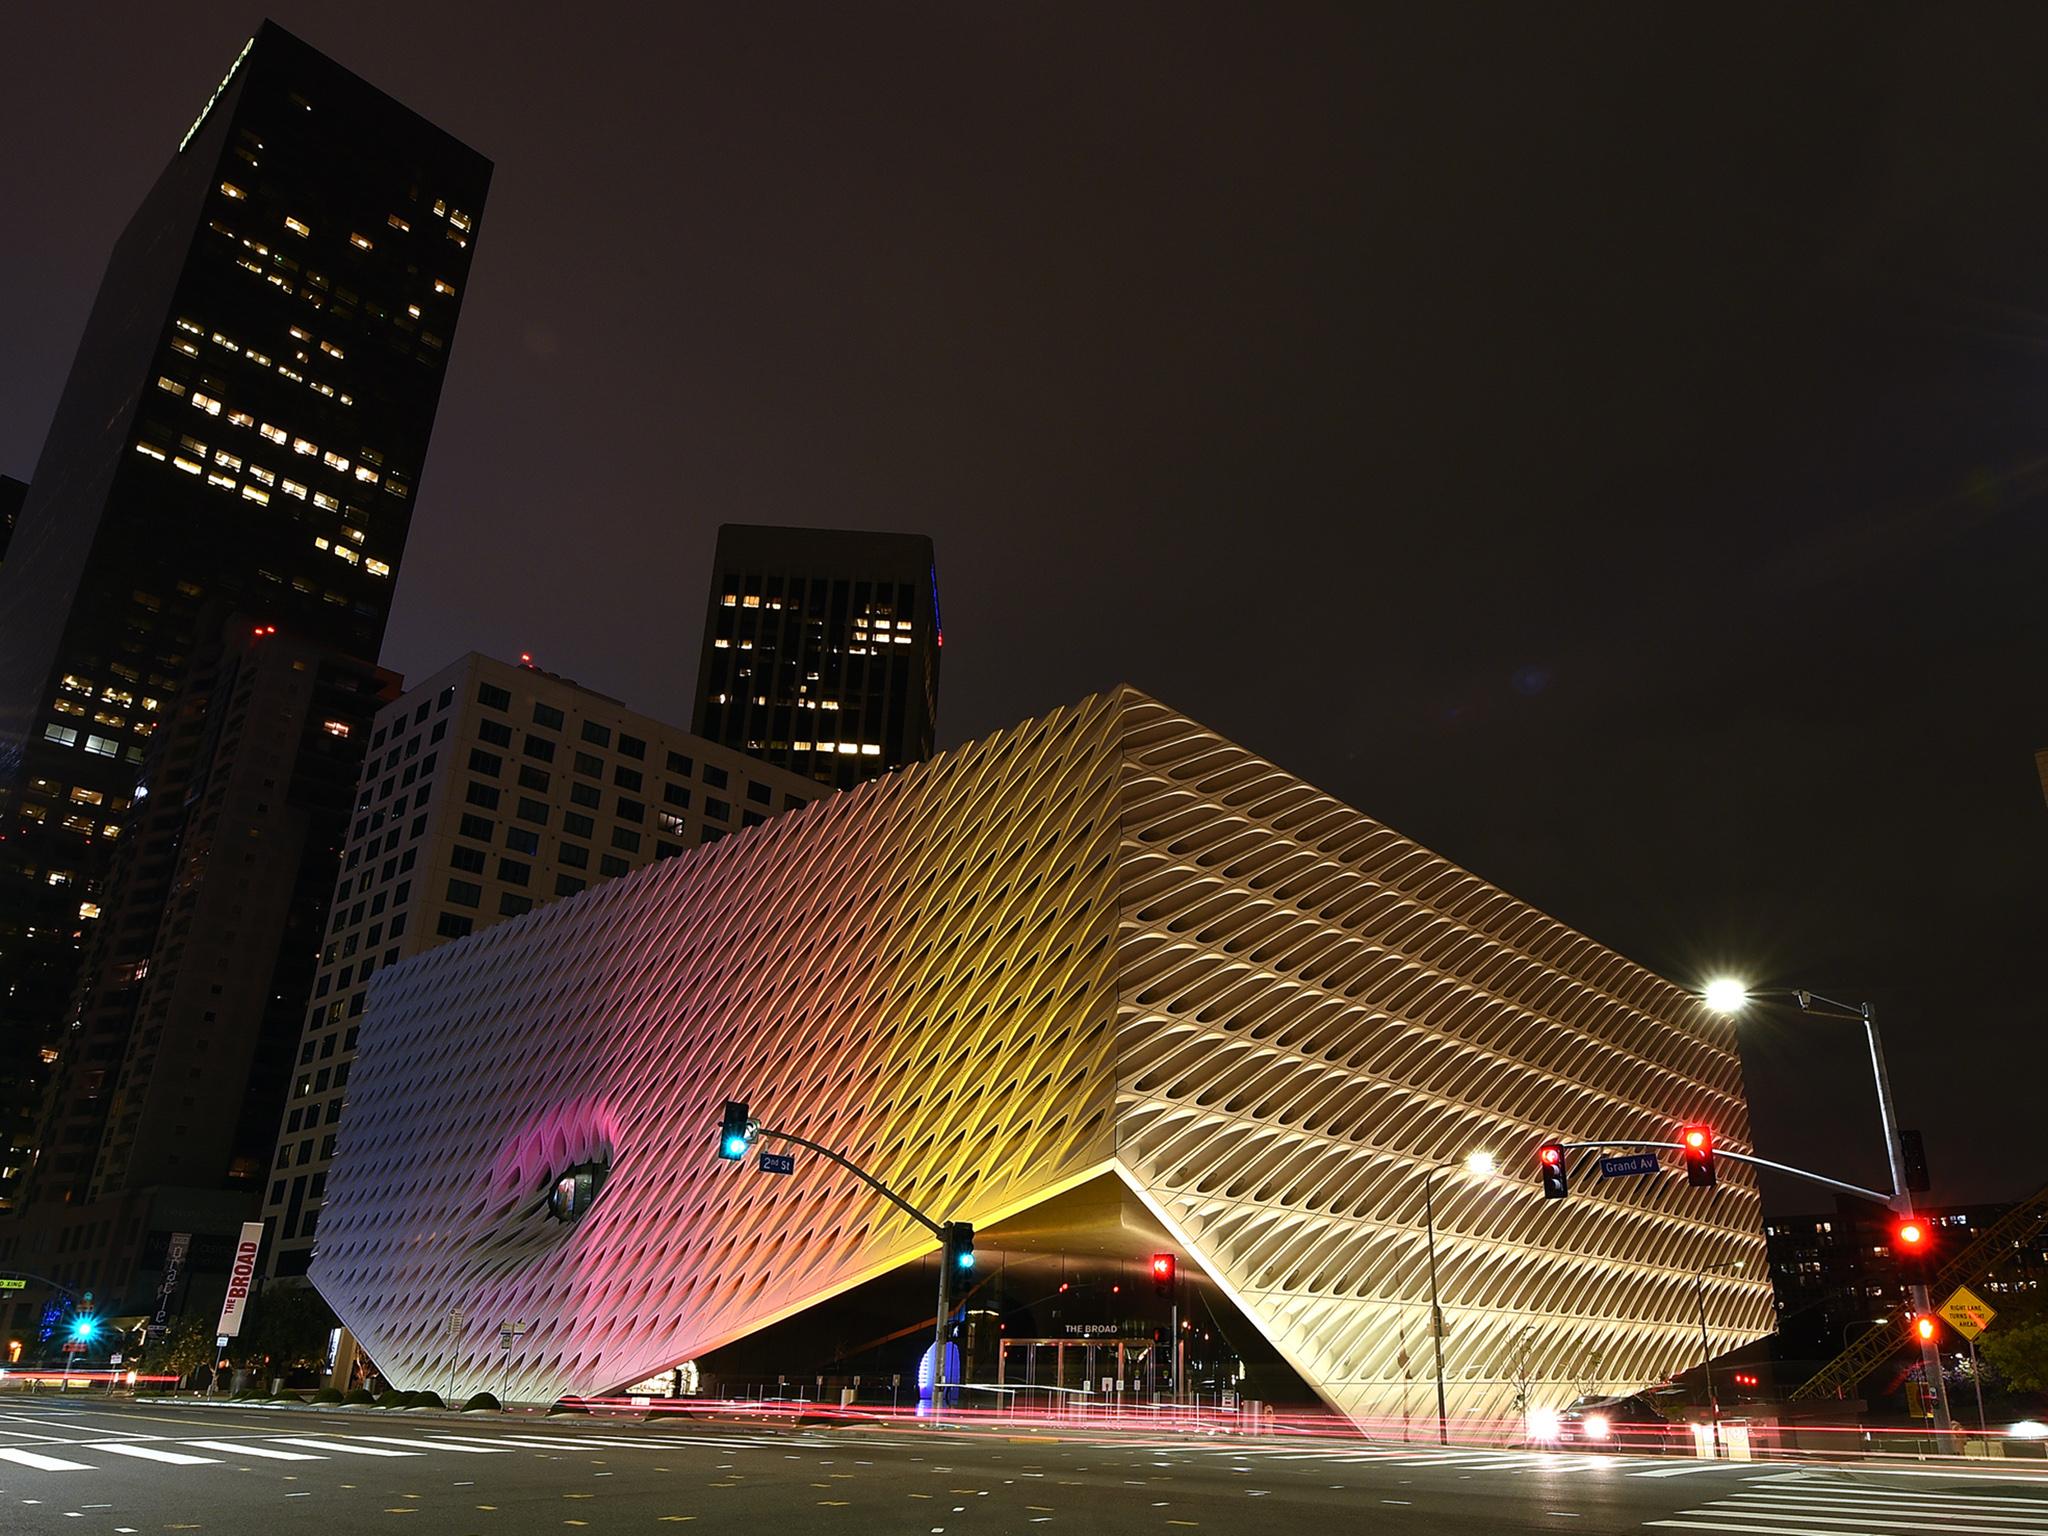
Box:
<box><xmin>758</xmin><ymin>1151</ymin><xmax>796</xmax><ymax>1176</ymax></box>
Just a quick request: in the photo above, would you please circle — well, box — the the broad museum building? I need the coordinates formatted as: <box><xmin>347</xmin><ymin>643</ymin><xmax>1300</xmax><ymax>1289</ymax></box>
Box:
<box><xmin>311</xmin><ymin>688</ymin><xmax>1774</xmax><ymax>1422</ymax></box>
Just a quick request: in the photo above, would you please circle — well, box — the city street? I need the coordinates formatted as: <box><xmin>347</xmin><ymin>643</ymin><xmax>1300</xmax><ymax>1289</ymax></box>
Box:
<box><xmin>1</xmin><ymin>1397</ymin><xmax>2045</xmax><ymax>1535</ymax></box>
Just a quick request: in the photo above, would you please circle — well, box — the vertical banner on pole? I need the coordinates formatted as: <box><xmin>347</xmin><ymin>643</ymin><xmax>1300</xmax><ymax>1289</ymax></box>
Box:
<box><xmin>151</xmin><ymin>1232</ymin><xmax>191</xmax><ymax>1342</ymax></box>
<box><xmin>214</xmin><ymin>1221</ymin><xmax>265</xmax><ymax>1339</ymax></box>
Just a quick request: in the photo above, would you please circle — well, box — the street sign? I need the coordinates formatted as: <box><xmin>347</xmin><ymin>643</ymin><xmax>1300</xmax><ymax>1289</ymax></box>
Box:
<box><xmin>0</xmin><ymin>1277</ymin><xmax>25</xmax><ymax>1290</ymax></box>
<box><xmin>758</xmin><ymin>1151</ymin><xmax>796</xmax><ymax>1175</ymax></box>
<box><xmin>1598</xmin><ymin>1152</ymin><xmax>1660</xmax><ymax>1179</ymax></box>
<box><xmin>1939</xmin><ymin>1285</ymin><xmax>1996</xmax><ymax>1340</ymax></box>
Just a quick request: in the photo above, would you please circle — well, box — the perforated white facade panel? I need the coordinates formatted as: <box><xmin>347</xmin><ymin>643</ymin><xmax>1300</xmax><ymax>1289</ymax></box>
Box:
<box><xmin>312</xmin><ymin>688</ymin><xmax>1773</xmax><ymax>1418</ymax></box>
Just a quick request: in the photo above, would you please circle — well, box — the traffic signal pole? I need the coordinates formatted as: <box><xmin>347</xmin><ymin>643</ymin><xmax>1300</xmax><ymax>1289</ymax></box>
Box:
<box><xmin>1845</xmin><ymin>998</ymin><xmax>1956</xmax><ymax>1442</ymax></box>
<box><xmin>718</xmin><ymin>1108</ymin><xmax>971</xmax><ymax>1412</ymax></box>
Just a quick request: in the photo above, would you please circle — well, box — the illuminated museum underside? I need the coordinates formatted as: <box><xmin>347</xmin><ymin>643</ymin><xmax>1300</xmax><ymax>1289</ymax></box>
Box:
<box><xmin>311</xmin><ymin>687</ymin><xmax>1774</xmax><ymax>1419</ymax></box>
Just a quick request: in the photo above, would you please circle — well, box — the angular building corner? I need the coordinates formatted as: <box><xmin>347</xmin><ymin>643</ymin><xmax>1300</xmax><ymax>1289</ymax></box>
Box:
<box><xmin>311</xmin><ymin>687</ymin><xmax>1774</xmax><ymax>1419</ymax></box>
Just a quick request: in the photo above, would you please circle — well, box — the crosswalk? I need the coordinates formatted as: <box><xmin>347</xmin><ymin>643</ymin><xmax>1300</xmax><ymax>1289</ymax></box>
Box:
<box><xmin>0</xmin><ymin>1424</ymin><xmax>801</xmax><ymax>1479</ymax></box>
<box><xmin>1646</xmin><ymin>1473</ymin><xmax>2048</xmax><ymax>1534</ymax></box>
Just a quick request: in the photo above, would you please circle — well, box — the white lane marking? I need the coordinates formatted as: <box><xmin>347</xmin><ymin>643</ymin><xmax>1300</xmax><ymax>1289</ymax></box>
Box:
<box><xmin>1633</xmin><ymin>1463</ymin><xmax>1752</xmax><ymax>1477</ymax></box>
<box><xmin>269</xmin><ymin>1437</ymin><xmax>418</xmax><ymax>1457</ymax></box>
<box><xmin>182</xmin><ymin>1440</ymin><xmax>326</xmax><ymax>1461</ymax></box>
<box><xmin>349</xmin><ymin>1435</ymin><xmax>514</xmax><ymax>1454</ymax></box>
<box><xmin>0</xmin><ymin>1447</ymin><xmax>92</xmax><ymax>1471</ymax></box>
<box><xmin>1648</xmin><ymin>1524</ymin><xmax>1859</xmax><ymax>1536</ymax></box>
<box><xmin>1673</xmin><ymin>1507</ymin><xmax>2048</xmax><ymax>1536</ymax></box>
<box><xmin>93</xmin><ymin>1444</ymin><xmax>220</xmax><ymax>1466</ymax></box>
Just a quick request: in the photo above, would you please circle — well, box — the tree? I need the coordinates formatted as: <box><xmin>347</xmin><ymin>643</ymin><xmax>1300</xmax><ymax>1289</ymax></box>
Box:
<box><xmin>151</xmin><ymin>1316</ymin><xmax>215</xmax><ymax>1380</ymax></box>
<box><xmin>1979</xmin><ymin>1320</ymin><xmax>2048</xmax><ymax>1394</ymax></box>
<box><xmin>239</xmin><ymin>1285</ymin><xmax>337</xmax><ymax>1368</ymax></box>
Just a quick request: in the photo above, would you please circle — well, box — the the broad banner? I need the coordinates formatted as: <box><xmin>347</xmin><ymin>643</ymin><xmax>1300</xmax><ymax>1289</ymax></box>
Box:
<box><xmin>214</xmin><ymin>1221</ymin><xmax>264</xmax><ymax>1339</ymax></box>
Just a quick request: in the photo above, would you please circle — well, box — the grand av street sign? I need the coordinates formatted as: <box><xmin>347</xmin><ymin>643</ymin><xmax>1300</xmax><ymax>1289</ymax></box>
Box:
<box><xmin>1939</xmin><ymin>1285</ymin><xmax>1996</xmax><ymax>1341</ymax></box>
<box><xmin>1598</xmin><ymin>1152</ymin><xmax>1660</xmax><ymax>1179</ymax></box>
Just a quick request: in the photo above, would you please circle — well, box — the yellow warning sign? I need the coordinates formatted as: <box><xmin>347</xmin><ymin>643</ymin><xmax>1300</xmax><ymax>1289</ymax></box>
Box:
<box><xmin>1939</xmin><ymin>1285</ymin><xmax>1996</xmax><ymax>1340</ymax></box>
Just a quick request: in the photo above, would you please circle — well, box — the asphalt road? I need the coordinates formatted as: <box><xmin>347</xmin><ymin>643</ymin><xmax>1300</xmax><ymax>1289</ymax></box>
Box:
<box><xmin>2</xmin><ymin>1395</ymin><xmax>2046</xmax><ymax>1534</ymax></box>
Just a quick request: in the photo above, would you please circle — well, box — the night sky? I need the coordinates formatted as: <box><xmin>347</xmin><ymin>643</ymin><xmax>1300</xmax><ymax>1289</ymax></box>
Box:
<box><xmin>5</xmin><ymin>5</ymin><xmax>2044</xmax><ymax>1210</ymax></box>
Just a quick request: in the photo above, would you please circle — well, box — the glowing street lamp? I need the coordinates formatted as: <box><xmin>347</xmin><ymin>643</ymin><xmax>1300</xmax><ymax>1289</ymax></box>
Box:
<box><xmin>1702</xmin><ymin>978</ymin><xmax>1748</xmax><ymax>1015</ymax></box>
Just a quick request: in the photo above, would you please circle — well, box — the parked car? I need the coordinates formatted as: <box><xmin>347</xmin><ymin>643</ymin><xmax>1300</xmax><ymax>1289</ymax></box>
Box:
<box><xmin>1542</xmin><ymin>1392</ymin><xmax>1673</xmax><ymax>1450</ymax></box>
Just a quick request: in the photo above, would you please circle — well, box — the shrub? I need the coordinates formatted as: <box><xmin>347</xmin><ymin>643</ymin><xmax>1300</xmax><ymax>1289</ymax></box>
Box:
<box><xmin>462</xmin><ymin>1392</ymin><xmax>501</xmax><ymax>1412</ymax></box>
<box><xmin>311</xmin><ymin>1387</ymin><xmax>345</xmax><ymax>1404</ymax></box>
<box><xmin>343</xmin><ymin>1388</ymin><xmax>376</xmax><ymax>1405</ymax></box>
<box><xmin>409</xmin><ymin>1390</ymin><xmax>445</xmax><ymax>1410</ymax></box>
<box><xmin>547</xmin><ymin>1397</ymin><xmax>591</xmax><ymax>1416</ymax></box>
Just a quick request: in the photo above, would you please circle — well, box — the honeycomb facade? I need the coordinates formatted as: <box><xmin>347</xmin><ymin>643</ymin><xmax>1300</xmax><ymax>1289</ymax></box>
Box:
<box><xmin>312</xmin><ymin>688</ymin><xmax>1774</xmax><ymax>1418</ymax></box>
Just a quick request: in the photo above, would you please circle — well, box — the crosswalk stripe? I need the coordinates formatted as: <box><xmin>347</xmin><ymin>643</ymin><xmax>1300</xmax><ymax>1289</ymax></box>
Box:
<box><xmin>1733</xmin><ymin>1490</ymin><xmax>2048</xmax><ymax>1511</ymax></box>
<box><xmin>1727</xmin><ymin>1493</ymin><xmax>2048</xmax><ymax>1515</ymax></box>
<box><xmin>1649</xmin><ymin>1522</ymin><xmax>1895</xmax><ymax>1536</ymax></box>
<box><xmin>270</xmin><ymin>1437</ymin><xmax>418</xmax><ymax>1457</ymax></box>
<box><xmin>93</xmin><ymin>1444</ymin><xmax>220</xmax><ymax>1466</ymax></box>
<box><xmin>1632</xmin><ymin>1462</ymin><xmax>1748</xmax><ymax>1477</ymax></box>
<box><xmin>430</xmin><ymin>1433</ymin><xmax>676</xmax><ymax>1451</ymax></box>
<box><xmin>1674</xmin><ymin>1506</ymin><xmax>2048</xmax><ymax>1536</ymax></box>
<box><xmin>183</xmin><ymin>1440</ymin><xmax>326</xmax><ymax>1461</ymax></box>
<box><xmin>349</xmin><ymin>1435</ymin><xmax>514</xmax><ymax>1454</ymax></box>
<box><xmin>1714</xmin><ymin>1500</ymin><xmax>2048</xmax><ymax>1528</ymax></box>
<box><xmin>0</xmin><ymin>1446</ymin><xmax>92</xmax><ymax>1471</ymax></box>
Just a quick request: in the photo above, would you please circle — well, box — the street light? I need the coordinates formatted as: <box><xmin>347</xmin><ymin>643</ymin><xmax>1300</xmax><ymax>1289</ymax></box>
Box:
<box><xmin>1420</xmin><ymin>1150</ymin><xmax>1501</xmax><ymax>1447</ymax></box>
<box><xmin>1699</xmin><ymin>980</ymin><xmax>1954</xmax><ymax>1439</ymax></box>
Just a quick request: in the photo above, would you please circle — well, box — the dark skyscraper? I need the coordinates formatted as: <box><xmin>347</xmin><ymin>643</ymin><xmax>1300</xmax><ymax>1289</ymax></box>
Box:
<box><xmin>0</xmin><ymin>22</ymin><xmax>489</xmax><ymax>1219</ymax></box>
<box><xmin>692</xmin><ymin>524</ymin><xmax>941</xmax><ymax>790</ymax></box>
<box><xmin>0</xmin><ymin>476</ymin><xmax>24</xmax><ymax>566</ymax></box>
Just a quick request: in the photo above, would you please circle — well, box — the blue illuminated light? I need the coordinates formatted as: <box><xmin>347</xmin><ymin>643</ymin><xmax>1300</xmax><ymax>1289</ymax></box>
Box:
<box><xmin>955</xmin><ymin>1249</ymin><xmax>975</xmax><ymax>1270</ymax></box>
<box><xmin>722</xmin><ymin>1134</ymin><xmax>749</xmax><ymax>1159</ymax></box>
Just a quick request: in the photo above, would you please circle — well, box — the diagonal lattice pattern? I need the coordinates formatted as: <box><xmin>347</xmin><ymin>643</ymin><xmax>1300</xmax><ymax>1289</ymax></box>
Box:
<box><xmin>312</xmin><ymin>688</ymin><xmax>1772</xmax><ymax>1417</ymax></box>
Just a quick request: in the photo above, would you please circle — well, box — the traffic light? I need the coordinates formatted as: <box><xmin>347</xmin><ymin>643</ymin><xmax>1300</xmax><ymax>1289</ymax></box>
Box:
<box><xmin>1538</xmin><ymin>1142</ymin><xmax>1568</xmax><ymax>1200</ymax></box>
<box><xmin>1911</xmin><ymin>1314</ymin><xmax>1938</xmax><ymax>1344</ymax></box>
<box><xmin>1892</xmin><ymin>1217</ymin><xmax>1935</xmax><ymax>1283</ymax></box>
<box><xmin>1680</xmin><ymin>1124</ymin><xmax>1715</xmax><ymax>1189</ymax></box>
<box><xmin>1151</xmin><ymin>1253</ymin><xmax>1176</xmax><ymax>1297</ymax></box>
<box><xmin>68</xmin><ymin>1313</ymin><xmax>99</xmax><ymax>1344</ymax></box>
<box><xmin>1900</xmin><ymin>1129</ymin><xmax>1931</xmax><ymax>1194</ymax></box>
<box><xmin>717</xmin><ymin>1100</ymin><xmax>752</xmax><ymax>1161</ymax></box>
<box><xmin>944</xmin><ymin>1222</ymin><xmax>975</xmax><ymax>1273</ymax></box>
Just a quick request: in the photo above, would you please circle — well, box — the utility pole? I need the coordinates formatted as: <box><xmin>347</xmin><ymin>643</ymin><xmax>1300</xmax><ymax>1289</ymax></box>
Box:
<box><xmin>1423</xmin><ymin>1168</ymin><xmax>1448</xmax><ymax>1446</ymax></box>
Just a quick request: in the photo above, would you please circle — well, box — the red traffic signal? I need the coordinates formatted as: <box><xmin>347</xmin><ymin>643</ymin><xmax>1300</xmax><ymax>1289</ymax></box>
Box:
<box><xmin>1151</xmin><ymin>1252</ymin><xmax>1176</xmax><ymax>1296</ymax></box>
<box><xmin>1538</xmin><ymin>1142</ymin><xmax>1568</xmax><ymax>1200</ymax></box>
<box><xmin>1893</xmin><ymin>1217</ymin><xmax>1936</xmax><ymax>1281</ymax></box>
<box><xmin>1912</xmin><ymin>1314</ymin><xmax>1938</xmax><ymax>1344</ymax></box>
<box><xmin>1680</xmin><ymin>1124</ymin><xmax>1716</xmax><ymax>1189</ymax></box>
